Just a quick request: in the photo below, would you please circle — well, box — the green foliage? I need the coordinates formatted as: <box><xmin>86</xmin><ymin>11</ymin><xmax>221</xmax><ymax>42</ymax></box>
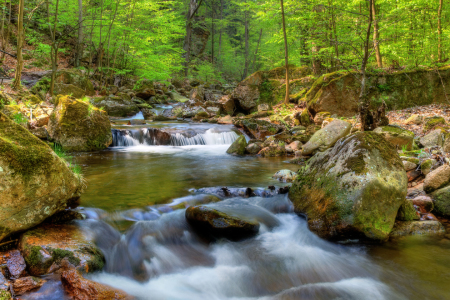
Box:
<box><xmin>52</xmin><ymin>144</ymin><xmax>83</xmax><ymax>176</ymax></box>
<box><xmin>191</xmin><ymin>61</ymin><xmax>223</xmax><ymax>83</ymax></box>
<box><xmin>12</xmin><ymin>113</ymin><xmax>28</xmax><ymax>125</ymax></box>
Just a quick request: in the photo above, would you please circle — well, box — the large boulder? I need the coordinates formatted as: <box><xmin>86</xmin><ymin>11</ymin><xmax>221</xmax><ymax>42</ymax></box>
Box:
<box><xmin>390</xmin><ymin>221</ymin><xmax>445</xmax><ymax>237</ymax></box>
<box><xmin>420</xmin><ymin>129</ymin><xmax>445</xmax><ymax>148</ymax></box>
<box><xmin>134</xmin><ymin>80</ymin><xmax>156</xmax><ymax>100</ymax></box>
<box><xmin>301</xmin><ymin>119</ymin><xmax>351</xmax><ymax>155</ymax></box>
<box><xmin>19</xmin><ymin>224</ymin><xmax>105</xmax><ymax>276</ymax></box>
<box><xmin>0</xmin><ymin>112</ymin><xmax>83</xmax><ymax>241</ymax></box>
<box><xmin>423</xmin><ymin>164</ymin><xmax>450</xmax><ymax>193</ymax></box>
<box><xmin>231</xmin><ymin>85</ymin><xmax>259</xmax><ymax>111</ymax></box>
<box><xmin>233</xmin><ymin>118</ymin><xmax>284</xmax><ymax>140</ymax></box>
<box><xmin>289</xmin><ymin>132</ymin><xmax>408</xmax><ymax>241</ymax></box>
<box><xmin>92</xmin><ymin>94</ymin><xmax>140</xmax><ymax>117</ymax></box>
<box><xmin>54</xmin><ymin>83</ymin><xmax>86</xmax><ymax>99</ymax></box>
<box><xmin>48</xmin><ymin>96</ymin><xmax>112</xmax><ymax>151</ymax></box>
<box><xmin>226</xmin><ymin>136</ymin><xmax>247</xmax><ymax>156</ymax></box>
<box><xmin>431</xmin><ymin>185</ymin><xmax>450</xmax><ymax>217</ymax></box>
<box><xmin>373</xmin><ymin>126</ymin><xmax>415</xmax><ymax>150</ymax></box>
<box><xmin>32</xmin><ymin>70</ymin><xmax>94</xmax><ymax>97</ymax></box>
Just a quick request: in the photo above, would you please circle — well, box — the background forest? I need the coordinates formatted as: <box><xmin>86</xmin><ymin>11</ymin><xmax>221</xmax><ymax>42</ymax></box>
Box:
<box><xmin>0</xmin><ymin>0</ymin><xmax>449</xmax><ymax>83</ymax></box>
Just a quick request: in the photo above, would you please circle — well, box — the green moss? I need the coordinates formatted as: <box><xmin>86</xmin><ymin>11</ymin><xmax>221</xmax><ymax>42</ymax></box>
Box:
<box><xmin>397</xmin><ymin>201</ymin><xmax>419</xmax><ymax>221</ymax></box>
<box><xmin>380</xmin><ymin>126</ymin><xmax>414</xmax><ymax>136</ymax></box>
<box><xmin>0</xmin><ymin>289</ymin><xmax>11</xmax><ymax>300</ymax></box>
<box><xmin>343</xmin><ymin>151</ymin><xmax>367</xmax><ymax>175</ymax></box>
<box><xmin>49</xmin><ymin>247</ymin><xmax>81</xmax><ymax>266</ymax></box>
<box><xmin>424</xmin><ymin>116</ymin><xmax>446</xmax><ymax>131</ymax></box>
<box><xmin>83</xmin><ymin>246</ymin><xmax>105</xmax><ymax>272</ymax></box>
<box><xmin>26</xmin><ymin>246</ymin><xmax>46</xmax><ymax>268</ymax></box>
<box><xmin>406</xmin><ymin>157</ymin><xmax>420</xmax><ymax>164</ymax></box>
<box><xmin>421</xmin><ymin>159</ymin><xmax>434</xmax><ymax>172</ymax></box>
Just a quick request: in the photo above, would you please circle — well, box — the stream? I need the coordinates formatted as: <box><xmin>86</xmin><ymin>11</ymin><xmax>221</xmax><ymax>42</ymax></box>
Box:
<box><xmin>27</xmin><ymin>120</ymin><xmax>450</xmax><ymax>299</ymax></box>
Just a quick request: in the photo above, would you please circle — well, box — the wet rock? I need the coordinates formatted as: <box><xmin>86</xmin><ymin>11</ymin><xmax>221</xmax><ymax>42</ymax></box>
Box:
<box><xmin>19</xmin><ymin>224</ymin><xmax>105</xmax><ymax>276</ymax></box>
<box><xmin>134</xmin><ymin>81</ymin><xmax>156</xmax><ymax>100</ymax></box>
<box><xmin>289</xmin><ymin>132</ymin><xmax>407</xmax><ymax>241</ymax></box>
<box><xmin>168</xmin><ymin>91</ymin><xmax>188</xmax><ymax>103</ymax></box>
<box><xmin>6</xmin><ymin>250</ymin><xmax>26</xmax><ymax>279</ymax></box>
<box><xmin>218</xmin><ymin>115</ymin><xmax>233</xmax><ymax>124</ymax></box>
<box><xmin>91</xmin><ymin>94</ymin><xmax>139</xmax><ymax>117</ymax></box>
<box><xmin>231</xmin><ymin>85</ymin><xmax>259</xmax><ymax>111</ymax></box>
<box><xmin>233</xmin><ymin>118</ymin><xmax>284</xmax><ymax>140</ymax></box>
<box><xmin>245</xmin><ymin>143</ymin><xmax>262</xmax><ymax>155</ymax></box>
<box><xmin>259</xmin><ymin>142</ymin><xmax>287</xmax><ymax>157</ymax></box>
<box><xmin>302</xmin><ymin>119</ymin><xmax>351</xmax><ymax>156</ymax></box>
<box><xmin>127</xmin><ymin>119</ymin><xmax>146</xmax><ymax>125</ymax></box>
<box><xmin>403</xmin><ymin>161</ymin><xmax>417</xmax><ymax>171</ymax></box>
<box><xmin>420</xmin><ymin>129</ymin><xmax>445</xmax><ymax>148</ymax></box>
<box><xmin>373</xmin><ymin>126</ymin><xmax>415</xmax><ymax>150</ymax></box>
<box><xmin>13</xmin><ymin>276</ymin><xmax>46</xmax><ymax>295</ymax></box>
<box><xmin>218</xmin><ymin>95</ymin><xmax>235</xmax><ymax>115</ymax></box>
<box><xmin>423</xmin><ymin>164</ymin><xmax>450</xmax><ymax>193</ymax></box>
<box><xmin>226</xmin><ymin>136</ymin><xmax>247</xmax><ymax>156</ymax></box>
<box><xmin>405</xmin><ymin>114</ymin><xmax>423</xmax><ymax>125</ymax></box>
<box><xmin>185</xmin><ymin>205</ymin><xmax>260</xmax><ymax>240</ymax></box>
<box><xmin>273</xmin><ymin>170</ymin><xmax>297</xmax><ymax>182</ymax></box>
<box><xmin>61</xmin><ymin>268</ymin><xmax>132</xmax><ymax>300</ymax></box>
<box><xmin>411</xmin><ymin>195</ymin><xmax>434</xmax><ymax>213</ymax></box>
<box><xmin>431</xmin><ymin>185</ymin><xmax>450</xmax><ymax>217</ymax></box>
<box><xmin>48</xmin><ymin>95</ymin><xmax>112</xmax><ymax>151</ymax></box>
<box><xmin>407</xmin><ymin>170</ymin><xmax>422</xmax><ymax>182</ymax></box>
<box><xmin>0</xmin><ymin>112</ymin><xmax>83</xmax><ymax>241</ymax></box>
<box><xmin>424</xmin><ymin>116</ymin><xmax>446</xmax><ymax>131</ymax></box>
<box><xmin>390</xmin><ymin>221</ymin><xmax>445</xmax><ymax>237</ymax></box>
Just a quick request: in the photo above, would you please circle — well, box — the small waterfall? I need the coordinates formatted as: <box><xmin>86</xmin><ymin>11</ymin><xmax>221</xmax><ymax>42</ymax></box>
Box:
<box><xmin>112</xmin><ymin>128</ymin><xmax>239</xmax><ymax>147</ymax></box>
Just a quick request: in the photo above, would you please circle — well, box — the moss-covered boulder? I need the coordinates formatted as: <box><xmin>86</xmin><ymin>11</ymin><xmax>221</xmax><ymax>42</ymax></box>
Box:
<box><xmin>48</xmin><ymin>96</ymin><xmax>112</xmax><ymax>151</ymax></box>
<box><xmin>424</xmin><ymin>116</ymin><xmax>446</xmax><ymax>131</ymax></box>
<box><xmin>390</xmin><ymin>221</ymin><xmax>445</xmax><ymax>237</ymax></box>
<box><xmin>233</xmin><ymin>118</ymin><xmax>284</xmax><ymax>140</ymax></box>
<box><xmin>92</xmin><ymin>94</ymin><xmax>140</xmax><ymax>117</ymax></box>
<box><xmin>0</xmin><ymin>112</ymin><xmax>83</xmax><ymax>241</ymax></box>
<box><xmin>19</xmin><ymin>224</ymin><xmax>105</xmax><ymax>276</ymax></box>
<box><xmin>226</xmin><ymin>136</ymin><xmax>247</xmax><ymax>156</ymax></box>
<box><xmin>302</xmin><ymin>119</ymin><xmax>351</xmax><ymax>155</ymax></box>
<box><xmin>373</xmin><ymin>126</ymin><xmax>415</xmax><ymax>150</ymax></box>
<box><xmin>134</xmin><ymin>80</ymin><xmax>156</xmax><ymax>100</ymax></box>
<box><xmin>32</xmin><ymin>70</ymin><xmax>94</xmax><ymax>97</ymax></box>
<box><xmin>431</xmin><ymin>185</ymin><xmax>450</xmax><ymax>217</ymax></box>
<box><xmin>396</xmin><ymin>200</ymin><xmax>420</xmax><ymax>221</ymax></box>
<box><xmin>289</xmin><ymin>132</ymin><xmax>408</xmax><ymax>241</ymax></box>
<box><xmin>54</xmin><ymin>83</ymin><xmax>86</xmax><ymax>99</ymax></box>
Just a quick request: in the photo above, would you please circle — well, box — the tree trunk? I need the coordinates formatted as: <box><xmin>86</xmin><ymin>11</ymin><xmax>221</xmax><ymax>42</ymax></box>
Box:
<box><xmin>183</xmin><ymin>0</ymin><xmax>203</xmax><ymax>77</ymax></box>
<box><xmin>250</xmin><ymin>28</ymin><xmax>263</xmax><ymax>74</ymax></box>
<box><xmin>372</xmin><ymin>0</ymin><xmax>382</xmax><ymax>67</ymax></box>
<box><xmin>280</xmin><ymin>0</ymin><xmax>289</xmax><ymax>104</ymax></box>
<box><xmin>438</xmin><ymin>0</ymin><xmax>443</xmax><ymax>61</ymax></box>
<box><xmin>13</xmin><ymin>0</ymin><xmax>24</xmax><ymax>90</ymax></box>
<box><xmin>46</xmin><ymin>0</ymin><xmax>60</xmax><ymax>96</ymax></box>
<box><xmin>0</xmin><ymin>0</ymin><xmax>6</xmax><ymax>62</ymax></box>
<box><xmin>218</xmin><ymin>0</ymin><xmax>223</xmax><ymax>59</ymax></box>
<box><xmin>99</xmin><ymin>0</ymin><xmax>104</xmax><ymax>85</ymax></box>
<box><xmin>242</xmin><ymin>4</ymin><xmax>249</xmax><ymax>80</ymax></box>
<box><xmin>75</xmin><ymin>0</ymin><xmax>83</xmax><ymax>67</ymax></box>
<box><xmin>211</xmin><ymin>3</ymin><xmax>214</xmax><ymax>65</ymax></box>
<box><xmin>359</xmin><ymin>0</ymin><xmax>373</xmax><ymax>132</ymax></box>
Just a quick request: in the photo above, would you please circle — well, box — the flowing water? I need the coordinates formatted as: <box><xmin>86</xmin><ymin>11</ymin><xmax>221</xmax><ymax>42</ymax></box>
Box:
<box><xmin>27</xmin><ymin>121</ymin><xmax>450</xmax><ymax>299</ymax></box>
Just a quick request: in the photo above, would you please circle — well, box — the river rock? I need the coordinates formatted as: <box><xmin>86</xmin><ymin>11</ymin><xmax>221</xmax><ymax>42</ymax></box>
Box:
<box><xmin>405</xmin><ymin>114</ymin><xmax>423</xmax><ymax>125</ymax></box>
<box><xmin>373</xmin><ymin>126</ymin><xmax>415</xmax><ymax>150</ymax></box>
<box><xmin>185</xmin><ymin>205</ymin><xmax>260</xmax><ymax>240</ymax></box>
<box><xmin>423</xmin><ymin>164</ymin><xmax>450</xmax><ymax>193</ymax></box>
<box><xmin>218</xmin><ymin>115</ymin><xmax>233</xmax><ymax>124</ymax></box>
<box><xmin>302</xmin><ymin>119</ymin><xmax>351</xmax><ymax>156</ymax></box>
<box><xmin>259</xmin><ymin>142</ymin><xmax>287</xmax><ymax>157</ymax></box>
<box><xmin>134</xmin><ymin>80</ymin><xmax>156</xmax><ymax>100</ymax></box>
<box><xmin>19</xmin><ymin>224</ymin><xmax>105</xmax><ymax>276</ymax></box>
<box><xmin>411</xmin><ymin>195</ymin><xmax>434</xmax><ymax>213</ymax></box>
<box><xmin>54</xmin><ymin>83</ymin><xmax>86</xmax><ymax>99</ymax></box>
<box><xmin>168</xmin><ymin>91</ymin><xmax>189</xmax><ymax>103</ymax></box>
<box><xmin>0</xmin><ymin>112</ymin><xmax>83</xmax><ymax>241</ymax></box>
<box><xmin>396</xmin><ymin>200</ymin><xmax>420</xmax><ymax>221</ymax></box>
<box><xmin>61</xmin><ymin>269</ymin><xmax>132</xmax><ymax>300</ymax></box>
<box><xmin>289</xmin><ymin>132</ymin><xmax>408</xmax><ymax>241</ymax></box>
<box><xmin>6</xmin><ymin>250</ymin><xmax>26</xmax><ymax>279</ymax></box>
<box><xmin>190</xmin><ymin>86</ymin><xmax>204</xmax><ymax>102</ymax></box>
<box><xmin>13</xmin><ymin>276</ymin><xmax>46</xmax><ymax>295</ymax></box>
<box><xmin>246</xmin><ymin>143</ymin><xmax>262</xmax><ymax>155</ymax></box>
<box><xmin>431</xmin><ymin>185</ymin><xmax>450</xmax><ymax>217</ymax></box>
<box><xmin>226</xmin><ymin>136</ymin><xmax>247</xmax><ymax>156</ymax></box>
<box><xmin>92</xmin><ymin>93</ymin><xmax>140</xmax><ymax>117</ymax></box>
<box><xmin>231</xmin><ymin>85</ymin><xmax>259</xmax><ymax>111</ymax></box>
<box><xmin>390</xmin><ymin>221</ymin><xmax>445</xmax><ymax>237</ymax></box>
<box><xmin>233</xmin><ymin>118</ymin><xmax>284</xmax><ymax>140</ymax></box>
<box><xmin>421</xmin><ymin>159</ymin><xmax>436</xmax><ymax>175</ymax></box>
<box><xmin>420</xmin><ymin>129</ymin><xmax>444</xmax><ymax>148</ymax></box>
<box><xmin>424</xmin><ymin>116</ymin><xmax>446</xmax><ymax>131</ymax></box>
<box><xmin>48</xmin><ymin>96</ymin><xmax>112</xmax><ymax>151</ymax></box>
<box><xmin>402</xmin><ymin>161</ymin><xmax>417</xmax><ymax>171</ymax></box>
<box><xmin>273</xmin><ymin>170</ymin><xmax>297</xmax><ymax>182</ymax></box>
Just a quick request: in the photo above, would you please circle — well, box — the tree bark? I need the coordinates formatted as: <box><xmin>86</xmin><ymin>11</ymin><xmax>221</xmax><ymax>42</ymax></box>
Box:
<box><xmin>218</xmin><ymin>0</ymin><xmax>223</xmax><ymax>59</ymax></box>
<box><xmin>0</xmin><ymin>0</ymin><xmax>6</xmax><ymax>62</ymax></box>
<box><xmin>438</xmin><ymin>0</ymin><xmax>443</xmax><ymax>61</ymax></box>
<box><xmin>280</xmin><ymin>0</ymin><xmax>289</xmax><ymax>104</ymax></box>
<box><xmin>75</xmin><ymin>0</ymin><xmax>83</xmax><ymax>67</ymax></box>
<box><xmin>250</xmin><ymin>28</ymin><xmax>263</xmax><ymax>74</ymax></box>
<box><xmin>46</xmin><ymin>0</ymin><xmax>60</xmax><ymax>96</ymax></box>
<box><xmin>359</xmin><ymin>0</ymin><xmax>373</xmax><ymax>132</ymax></box>
<box><xmin>13</xmin><ymin>0</ymin><xmax>24</xmax><ymax>90</ymax></box>
<box><xmin>211</xmin><ymin>3</ymin><xmax>214</xmax><ymax>65</ymax></box>
<box><xmin>242</xmin><ymin>2</ymin><xmax>249</xmax><ymax>80</ymax></box>
<box><xmin>183</xmin><ymin>0</ymin><xmax>203</xmax><ymax>77</ymax></box>
<box><xmin>372</xmin><ymin>0</ymin><xmax>382</xmax><ymax>67</ymax></box>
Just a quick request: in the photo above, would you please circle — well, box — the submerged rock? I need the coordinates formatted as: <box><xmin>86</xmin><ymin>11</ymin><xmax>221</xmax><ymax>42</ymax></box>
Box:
<box><xmin>19</xmin><ymin>224</ymin><xmax>105</xmax><ymax>276</ymax></box>
<box><xmin>301</xmin><ymin>119</ymin><xmax>351</xmax><ymax>156</ymax></box>
<box><xmin>61</xmin><ymin>268</ymin><xmax>132</xmax><ymax>300</ymax></box>
<box><xmin>0</xmin><ymin>112</ymin><xmax>83</xmax><ymax>241</ymax></box>
<box><xmin>289</xmin><ymin>132</ymin><xmax>407</xmax><ymax>241</ymax></box>
<box><xmin>273</xmin><ymin>169</ymin><xmax>297</xmax><ymax>183</ymax></box>
<box><xmin>390</xmin><ymin>221</ymin><xmax>445</xmax><ymax>237</ymax></box>
<box><xmin>48</xmin><ymin>95</ymin><xmax>112</xmax><ymax>151</ymax></box>
<box><xmin>373</xmin><ymin>126</ymin><xmax>415</xmax><ymax>150</ymax></box>
<box><xmin>226</xmin><ymin>136</ymin><xmax>247</xmax><ymax>156</ymax></box>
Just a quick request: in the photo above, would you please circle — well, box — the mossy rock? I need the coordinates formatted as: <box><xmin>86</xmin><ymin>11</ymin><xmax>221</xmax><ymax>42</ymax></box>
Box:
<box><xmin>233</xmin><ymin>118</ymin><xmax>284</xmax><ymax>140</ymax></box>
<box><xmin>373</xmin><ymin>126</ymin><xmax>415</xmax><ymax>150</ymax></box>
<box><xmin>431</xmin><ymin>186</ymin><xmax>450</xmax><ymax>217</ymax></box>
<box><xmin>0</xmin><ymin>111</ymin><xmax>83</xmax><ymax>241</ymax></box>
<box><xmin>397</xmin><ymin>200</ymin><xmax>419</xmax><ymax>221</ymax></box>
<box><xmin>20</xmin><ymin>224</ymin><xmax>105</xmax><ymax>276</ymax></box>
<box><xmin>289</xmin><ymin>132</ymin><xmax>408</xmax><ymax>241</ymax></box>
<box><xmin>424</xmin><ymin>116</ymin><xmax>446</xmax><ymax>131</ymax></box>
<box><xmin>47</xmin><ymin>96</ymin><xmax>112</xmax><ymax>151</ymax></box>
<box><xmin>226</xmin><ymin>136</ymin><xmax>247</xmax><ymax>156</ymax></box>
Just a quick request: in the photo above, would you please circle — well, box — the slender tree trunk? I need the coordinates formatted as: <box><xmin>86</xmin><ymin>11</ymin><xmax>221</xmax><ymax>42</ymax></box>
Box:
<box><xmin>183</xmin><ymin>0</ymin><xmax>203</xmax><ymax>77</ymax></box>
<box><xmin>280</xmin><ymin>0</ymin><xmax>289</xmax><ymax>104</ymax></box>
<box><xmin>359</xmin><ymin>0</ymin><xmax>373</xmax><ymax>132</ymax></box>
<box><xmin>372</xmin><ymin>0</ymin><xmax>382</xmax><ymax>67</ymax></box>
<box><xmin>438</xmin><ymin>0</ymin><xmax>443</xmax><ymax>61</ymax></box>
<box><xmin>0</xmin><ymin>0</ymin><xmax>6</xmax><ymax>62</ymax></box>
<box><xmin>105</xmin><ymin>0</ymin><xmax>119</xmax><ymax>85</ymax></box>
<box><xmin>75</xmin><ymin>0</ymin><xmax>83</xmax><ymax>67</ymax></box>
<box><xmin>99</xmin><ymin>0</ymin><xmax>104</xmax><ymax>84</ymax></box>
<box><xmin>250</xmin><ymin>28</ymin><xmax>263</xmax><ymax>74</ymax></box>
<box><xmin>242</xmin><ymin>4</ymin><xmax>249</xmax><ymax>80</ymax></box>
<box><xmin>13</xmin><ymin>0</ymin><xmax>24</xmax><ymax>90</ymax></box>
<box><xmin>218</xmin><ymin>0</ymin><xmax>223</xmax><ymax>59</ymax></box>
<box><xmin>211</xmin><ymin>4</ymin><xmax>214</xmax><ymax>65</ymax></box>
<box><xmin>47</xmin><ymin>0</ymin><xmax>60</xmax><ymax>96</ymax></box>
